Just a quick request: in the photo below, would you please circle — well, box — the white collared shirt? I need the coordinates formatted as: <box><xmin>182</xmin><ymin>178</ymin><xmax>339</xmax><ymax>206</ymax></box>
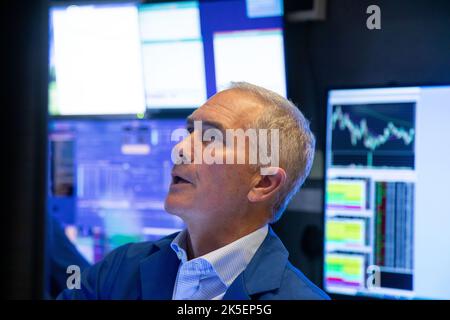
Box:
<box><xmin>170</xmin><ymin>224</ymin><xmax>269</xmax><ymax>300</ymax></box>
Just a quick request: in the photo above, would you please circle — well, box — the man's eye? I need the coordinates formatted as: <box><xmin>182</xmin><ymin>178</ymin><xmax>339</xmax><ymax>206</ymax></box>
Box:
<box><xmin>204</xmin><ymin>133</ymin><xmax>220</xmax><ymax>143</ymax></box>
<box><xmin>201</xmin><ymin>136</ymin><xmax>214</xmax><ymax>145</ymax></box>
<box><xmin>186</xmin><ymin>127</ymin><xmax>194</xmax><ymax>134</ymax></box>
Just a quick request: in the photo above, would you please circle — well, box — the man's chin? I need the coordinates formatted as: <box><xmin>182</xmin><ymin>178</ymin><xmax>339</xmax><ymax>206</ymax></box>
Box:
<box><xmin>164</xmin><ymin>197</ymin><xmax>190</xmax><ymax>217</ymax></box>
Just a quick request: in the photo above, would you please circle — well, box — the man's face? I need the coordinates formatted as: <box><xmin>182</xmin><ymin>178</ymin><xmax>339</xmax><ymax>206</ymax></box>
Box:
<box><xmin>164</xmin><ymin>89</ymin><xmax>263</xmax><ymax>223</ymax></box>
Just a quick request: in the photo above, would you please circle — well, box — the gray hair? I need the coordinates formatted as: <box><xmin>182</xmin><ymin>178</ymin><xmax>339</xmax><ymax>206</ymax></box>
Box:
<box><xmin>228</xmin><ymin>82</ymin><xmax>316</xmax><ymax>222</ymax></box>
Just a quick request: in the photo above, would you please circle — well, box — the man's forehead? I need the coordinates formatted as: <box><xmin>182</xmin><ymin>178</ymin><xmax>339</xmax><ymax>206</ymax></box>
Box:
<box><xmin>188</xmin><ymin>89</ymin><xmax>263</xmax><ymax>128</ymax></box>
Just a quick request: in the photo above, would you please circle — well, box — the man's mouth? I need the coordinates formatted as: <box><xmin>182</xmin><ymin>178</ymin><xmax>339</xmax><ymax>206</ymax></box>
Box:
<box><xmin>171</xmin><ymin>169</ymin><xmax>193</xmax><ymax>186</ymax></box>
<box><xmin>172</xmin><ymin>175</ymin><xmax>191</xmax><ymax>185</ymax></box>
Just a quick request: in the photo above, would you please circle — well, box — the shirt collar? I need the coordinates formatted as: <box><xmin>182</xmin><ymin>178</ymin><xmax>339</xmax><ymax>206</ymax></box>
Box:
<box><xmin>170</xmin><ymin>225</ymin><xmax>269</xmax><ymax>287</ymax></box>
<box><xmin>170</xmin><ymin>230</ymin><xmax>189</xmax><ymax>263</ymax></box>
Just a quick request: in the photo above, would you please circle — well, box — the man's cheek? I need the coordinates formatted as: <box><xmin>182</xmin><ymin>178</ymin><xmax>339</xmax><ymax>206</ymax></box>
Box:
<box><xmin>199</xmin><ymin>167</ymin><xmax>227</xmax><ymax>189</ymax></box>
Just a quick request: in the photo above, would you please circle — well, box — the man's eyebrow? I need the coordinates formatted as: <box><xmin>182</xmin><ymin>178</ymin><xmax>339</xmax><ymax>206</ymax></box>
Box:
<box><xmin>186</xmin><ymin>116</ymin><xmax>225</xmax><ymax>132</ymax></box>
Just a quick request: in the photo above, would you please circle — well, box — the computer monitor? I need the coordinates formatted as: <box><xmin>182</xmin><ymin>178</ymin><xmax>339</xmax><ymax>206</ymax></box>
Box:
<box><xmin>139</xmin><ymin>0</ymin><xmax>286</xmax><ymax>110</ymax></box>
<box><xmin>49</xmin><ymin>1</ymin><xmax>285</xmax><ymax>114</ymax></box>
<box><xmin>49</xmin><ymin>3</ymin><xmax>146</xmax><ymax>116</ymax></box>
<box><xmin>48</xmin><ymin>118</ymin><xmax>186</xmax><ymax>263</ymax></box>
<box><xmin>323</xmin><ymin>85</ymin><xmax>450</xmax><ymax>299</ymax></box>
<box><xmin>138</xmin><ymin>1</ymin><xmax>207</xmax><ymax>109</ymax></box>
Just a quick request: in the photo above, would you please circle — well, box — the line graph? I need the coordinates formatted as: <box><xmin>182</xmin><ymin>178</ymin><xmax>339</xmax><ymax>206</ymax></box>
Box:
<box><xmin>330</xmin><ymin>103</ymin><xmax>416</xmax><ymax>168</ymax></box>
<box><xmin>332</xmin><ymin>106</ymin><xmax>415</xmax><ymax>151</ymax></box>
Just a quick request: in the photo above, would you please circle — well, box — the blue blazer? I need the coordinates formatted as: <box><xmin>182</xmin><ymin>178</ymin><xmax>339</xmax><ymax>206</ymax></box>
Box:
<box><xmin>58</xmin><ymin>228</ymin><xmax>330</xmax><ymax>300</ymax></box>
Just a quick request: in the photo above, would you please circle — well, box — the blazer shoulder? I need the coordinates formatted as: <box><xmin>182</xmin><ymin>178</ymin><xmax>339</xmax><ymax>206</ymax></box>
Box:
<box><xmin>275</xmin><ymin>262</ymin><xmax>331</xmax><ymax>300</ymax></box>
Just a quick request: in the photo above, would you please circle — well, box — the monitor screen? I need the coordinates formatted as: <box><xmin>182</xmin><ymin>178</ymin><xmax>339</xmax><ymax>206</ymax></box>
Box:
<box><xmin>48</xmin><ymin>119</ymin><xmax>186</xmax><ymax>263</ymax></box>
<box><xmin>49</xmin><ymin>0</ymin><xmax>285</xmax><ymax>114</ymax></box>
<box><xmin>138</xmin><ymin>1</ymin><xmax>207</xmax><ymax>109</ymax></box>
<box><xmin>139</xmin><ymin>0</ymin><xmax>286</xmax><ymax>110</ymax></box>
<box><xmin>324</xmin><ymin>86</ymin><xmax>450</xmax><ymax>299</ymax></box>
<box><xmin>49</xmin><ymin>3</ymin><xmax>146</xmax><ymax>116</ymax></box>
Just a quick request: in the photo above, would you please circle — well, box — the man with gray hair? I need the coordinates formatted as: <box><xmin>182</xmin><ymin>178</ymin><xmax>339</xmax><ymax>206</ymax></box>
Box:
<box><xmin>59</xmin><ymin>82</ymin><xmax>330</xmax><ymax>300</ymax></box>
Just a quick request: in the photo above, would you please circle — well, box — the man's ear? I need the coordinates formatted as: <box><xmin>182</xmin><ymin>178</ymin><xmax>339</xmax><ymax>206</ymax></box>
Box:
<box><xmin>247</xmin><ymin>167</ymin><xmax>287</xmax><ymax>203</ymax></box>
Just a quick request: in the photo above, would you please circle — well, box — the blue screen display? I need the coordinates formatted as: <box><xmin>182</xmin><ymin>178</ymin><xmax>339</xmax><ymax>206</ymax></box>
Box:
<box><xmin>48</xmin><ymin>119</ymin><xmax>186</xmax><ymax>263</ymax></box>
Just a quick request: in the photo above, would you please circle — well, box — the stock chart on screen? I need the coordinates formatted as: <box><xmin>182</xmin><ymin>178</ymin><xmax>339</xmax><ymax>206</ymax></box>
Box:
<box><xmin>331</xmin><ymin>103</ymin><xmax>416</xmax><ymax>168</ymax></box>
<box><xmin>324</xmin><ymin>86</ymin><xmax>450</xmax><ymax>300</ymax></box>
<box><xmin>48</xmin><ymin>119</ymin><xmax>186</xmax><ymax>263</ymax></box>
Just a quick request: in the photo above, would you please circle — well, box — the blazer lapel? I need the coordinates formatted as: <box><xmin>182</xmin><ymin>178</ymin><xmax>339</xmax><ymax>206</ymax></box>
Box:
<box><xmin>222</xmin><ymin>273</ymin><xmax>251</xmax><ymax>300</ymax></box>
<box><xmin>223</xmin><ymin>227</ymin><xmax>289</xmax><ymax>300</ymax></box>
<box><xmin>139</xmin><ymin>237</ymin><xmax>180</xmax><ymax>300</ymax></box>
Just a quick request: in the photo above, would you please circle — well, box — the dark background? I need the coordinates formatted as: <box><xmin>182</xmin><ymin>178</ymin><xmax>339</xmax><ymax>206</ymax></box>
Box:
<box><xmin>2</xmin><ymin>0</ymin><xmax>49</xmax><ymax>299</ymax></box>
<box><xmin>2</xmin><ymin>0</ymin><xmax>450</xmax><ymax>298</ymax></box>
